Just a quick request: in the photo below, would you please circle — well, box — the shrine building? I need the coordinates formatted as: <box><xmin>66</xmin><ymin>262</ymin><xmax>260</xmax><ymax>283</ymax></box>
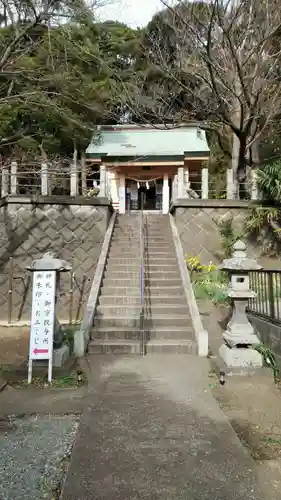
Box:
<box><xmin>86</xmin><ymin>124</ymin><xmax>210</xmax><ymax>214</ymax></box>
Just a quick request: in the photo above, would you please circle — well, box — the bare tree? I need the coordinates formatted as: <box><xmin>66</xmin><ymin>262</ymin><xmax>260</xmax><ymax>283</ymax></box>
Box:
<box><xmin>125</xmin><ymin>0</ymin><xmax>281</xmax><ymax>197</ymax></box>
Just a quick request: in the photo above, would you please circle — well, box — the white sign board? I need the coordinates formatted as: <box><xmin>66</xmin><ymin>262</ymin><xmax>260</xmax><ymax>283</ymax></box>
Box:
<box><xmin>28</xmin><ymin>271</ymin><xmax>56</xmax><ymax>382</ymax></box>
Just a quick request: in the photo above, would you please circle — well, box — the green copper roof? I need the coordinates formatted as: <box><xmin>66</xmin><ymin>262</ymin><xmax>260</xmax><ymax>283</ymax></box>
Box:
<box><xmin>86</xmin><ymin>125</ymin><xmax>210</xmax><ymax>158</ymax></box>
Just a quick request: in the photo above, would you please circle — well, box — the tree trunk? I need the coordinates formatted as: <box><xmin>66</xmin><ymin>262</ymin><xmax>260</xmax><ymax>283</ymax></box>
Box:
<box><xmin>231</xmin><ymin>76</ymin><xmax>242</xmax><ymax>199</ymax></box>
<box><xmin>231</xmin><ymin>132</ymin><xmax>240</xmax><ymax>199</ymax></box>
<box><xmin>250</xmin><ymin>140</ymin><xmax>260</xmax><ymax>167</ymax></box>
<box><xmin>244</xmin><ymin>139</ymin><xmax>260</xmax><ymax>199</ymax></box>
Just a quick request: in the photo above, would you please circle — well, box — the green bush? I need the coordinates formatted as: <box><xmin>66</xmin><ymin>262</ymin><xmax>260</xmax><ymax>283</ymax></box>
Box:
<box><xmin>186</xmin><ymin>254</ymin><xmax>228</xmax><ymax>304</ymax></box>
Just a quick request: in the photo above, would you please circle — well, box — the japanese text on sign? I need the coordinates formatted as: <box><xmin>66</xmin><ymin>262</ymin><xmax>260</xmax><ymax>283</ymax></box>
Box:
<box><xmin>29</xmin><ymin>271</ymin><xmax>56</xmax><ymax>361</ymax></box>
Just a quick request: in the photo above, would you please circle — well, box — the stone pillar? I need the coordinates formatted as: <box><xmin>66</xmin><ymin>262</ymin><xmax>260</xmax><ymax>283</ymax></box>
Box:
<box><xmin>98</xmin><ymin>164</ymin><xmax>106</xmax><ymax>197</ymax></box>
<box><xmin>251</xmin><ymin>169</ymin><xmax>259</xmax><ymax>200</ymax></box>
<box><xmin>119</xmin><ymin>173</ymin><xmax>126</xmax><ymax>214</ymax></box>
<box><xmin>184</xmin><ymin>167</ymin><xmax>189</xmax><ymax>191</ymax></box>
<box><xmin>106</xmin><ymin>169</ymin><xmax>112</xmax><ymax>200</ymax></box>
<box><xmin>11</xmin><ymin>161</ymin><xmax>17</xmax><ymax>195</ymax></box>
<box><xmin>1</xmin><ymin>165</ymin><xmax>9</xmax><ymax>197</ymax></box>
<box><xmin>110</xmin><ymin>170</ymin><xmax>119</xmax><ymax>210</ymax></box>
<box><xmin>70</xmin><ymin>159</ymin><xmax>78</xmax><ymax>196</ymax></box>
<box><xmin>218</xmin><ymin>240</ymin><xmax>263</xmax><ymax>369</ymax></box>
<box><xmin>162</xmin><ymin>173</ymin><xmax>169</xmax><ymax>214</ymax></box>
<box><xmin>41</xmin><ymin>163</ymin><xmax>48</xmax><ymax>196</ymax></box>
<box><xmin>201</xmin><ymin>167</ymin><xmax>209</xmax><ymax>199</ymax></box>
<box><xmin>177</xmin><ymin>167</ymin><xmax>185</xmax><ymax>198</ymax></box>
<box><xmin>172</xmin><ymin>174</ymin><xmax>178</xmax><ymax>202</ymax></box>
<box><xmin>226</xmin><ymin>168</ymin><xmax>234</xmax><ymax>199</ymax></box>
<box><xmin>81</xmin><ymin>154</ymin><xmax>87</xmax><ymax>196</ymax></box>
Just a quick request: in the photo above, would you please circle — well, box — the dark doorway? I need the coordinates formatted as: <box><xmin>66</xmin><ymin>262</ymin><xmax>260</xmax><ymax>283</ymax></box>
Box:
<box><xmin>138</xmin><ymin>185</ymin><xmax>156</xmax><ymax>210</ymax></box>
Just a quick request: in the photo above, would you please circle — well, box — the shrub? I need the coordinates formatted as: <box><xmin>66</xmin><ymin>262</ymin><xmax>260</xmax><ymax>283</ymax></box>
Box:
<box><xmin>185</xmin><ymin>254</ymin><xmax>228</xmax><ymax>304</ymax></box>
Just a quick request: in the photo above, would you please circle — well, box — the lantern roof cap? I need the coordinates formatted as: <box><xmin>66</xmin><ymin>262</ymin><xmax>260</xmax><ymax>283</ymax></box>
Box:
<box><xmin>26</xmin><ymin>252</ymin><xmax>71</xmax><ymax>272</ymax></box>
<box><xmin>218</xmin><ymin>240</ymin><xmax>262</xmax><ymax>271</ymax></box>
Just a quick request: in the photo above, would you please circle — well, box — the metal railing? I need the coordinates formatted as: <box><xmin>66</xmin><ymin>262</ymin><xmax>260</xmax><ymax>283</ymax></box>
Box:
<box><xmin>140</xmin><ymin>192</ymin><xmax>146</xmax><ymax>356</ymax></box>
<box><xmin>1</xmin><ymin>160</ymin><xmax>103</xmax><ymax>197</ymax></box>
<box><xmin>248</xmin><ymin>270</ymin><xmax>281</xmax><ymax>323</ymax></box>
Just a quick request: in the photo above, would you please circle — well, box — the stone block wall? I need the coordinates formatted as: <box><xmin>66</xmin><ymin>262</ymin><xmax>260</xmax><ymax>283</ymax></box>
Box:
<box><xmin>171</xmin><ymin>199</ymin><xmax>281</xmax><ymax>267</ymax></box>
<box><xmin>172</xmin><ymin>199</ymin><xmax>252</xmax><ymax>264</ymax></box>
<box><xmin>0</xmin><ymin>196</ymin><xmax>111</xmax><ymax>322</ymax></box>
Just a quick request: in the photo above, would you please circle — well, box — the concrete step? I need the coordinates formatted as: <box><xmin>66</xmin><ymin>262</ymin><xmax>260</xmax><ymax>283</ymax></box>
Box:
<box><xmin>103</xmin><ymin>270</ymin><xmax>181</xmax><ymax>279</ymax></box>
<box><xmin>113</xmin><ymin>232</ymin><xmax>171</xmax><ymax>237</ymax></box>
<box><xmin>108</xmin><ymin>251</ymin><xmax>176</xmax><ymax>258</ymax></box>
<box><xmin>105</xmin><ymin>264</ymin><xmax>179</xmax><ymax>273</ymax></box>
<box><xmin>110</xmin><ymin>239</ymin><xmax>173</xmax><ymax>245</ymax></box>
<box><xmin>113</xmin><ymin>232</ymin><xmax>140</xmax><ymax>238</ymax></box>
<box><xmin>109</xmin><ymin>247</ymin><xmax>141</xmax><ymax>253</ymax></box>
<box><xmin>100</xmin><ymin>286</ymin><xmax>140</xmax><ymax>295</ymax></box>
<box><xmin>146</xmin><ymin>243</ymin><xmax>175</xmax><ymax>252</ymax></box>
<box><xmin>100</xmin><ymin>285</ymin><xmax>185</xmax><ymax>296</ymax></box>
<box><xmin>107</xmin><ymin>253</ymin><xmax>139</xmax><ymax>258</ymax></box>
<box><xmin>146</xmin><ymin>339</ymin><xmax>196</xmax><ymax>354</ymax></box>
<box><xmin>114</xmin><ymin>228</ymin><xmax>172</xmax><ymax>233</ymax></box>
<box><xmin>110</xmin><ymin>242</ymin><xmax>172</xmax><ymax>248</ymax></box>
<box><xmin>93</xmin><ymin>315</ymin><xmax>190</xmax><ymax>328</ymax></box>
<box><xmin>111</xmin><ymin>238</ymin><xmax>140</xmax><ymax>243</ymax></box>
<box><xmin>145</xmin><ymin>227</ymin><xmax>172</xmax><ymax>231</ymax></box>
<box><xmin>93</xmin><ymin>327</ymin><xmax>141</xmax><ymax>340</ymax></box>
<box><xmin>109</xmin><ymin>258</ymin><xmax>177</xmax><ymax>264</ymax></box>
<box><xmin>111</xmin><ymin>236</ymin><xmax>171</xmax><ymax>242</ymax></box>
<box><xmin>88</xmin><ymin>339</ymin><xmax>196</xmax><ymax>355</ymax></box>
<box><xmin>145</xmin><ymin>223</ymin><xmax>170</xmax><ymax>226</ymax></box>
<box><xmin>146</xmin><ymin>244</ymin><xmax>175</xmax><ymax>250</ymax></box>
<box><xmin>101</xmin><ymin>278</ymin><xmax>183</xmax><ymax>287</ymax></box>
<box><xmin>88</xmin><ymin>339</ymin><xmax>140</xmax><ymax>355</ymax></box>
<box><xmin>107</xmin><ymin>257</ymin><xmax>177</xmax><ymax>265</ymax></box>
<box><xmin>147</xmin><ymin>327</ymin><xmax>194</xmax><ymax>340</ymax></box>
<box><xmin>92</xmin><ymin>326</ymin><xmax>193</xmax><ymax>340</ymax></box>
<box><xmin>98</xmin><ymin>295</ymin><xmax>187</xmax><ymax>305</ymax></box>
<box><xmin>102</xmin><ymin>275</ymin><xmax>141</xmax><ymax>284</ymax></box>
<box><xmin>115</xmin><ymin>220</ymin><xmax>168</xmax><ymax>225</ymax></box>
<box><xmin>114</xmin><ymin>225</ymin><xmax>140</xmax><ymax>229</ymax></box>
<box><xmin>96</xmin><ymin>304</ymin><xmax>189</xmax><ymax>316</ymax></box>
<box><xmin>108</xmin><ymin>249</ymin><xmax>176</xmax><ymax>256</ymax></box>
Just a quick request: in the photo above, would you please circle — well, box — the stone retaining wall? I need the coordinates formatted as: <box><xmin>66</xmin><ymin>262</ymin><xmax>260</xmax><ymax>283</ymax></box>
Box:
<box><xmin>0</xmin><ymin>196</ymin><xmax>111</xmax><ymax>322</ymax></box>
<box><xmin>171</xmin><ymin>199</ymin><xmax>265</xmax><ymax>264</ymax></box>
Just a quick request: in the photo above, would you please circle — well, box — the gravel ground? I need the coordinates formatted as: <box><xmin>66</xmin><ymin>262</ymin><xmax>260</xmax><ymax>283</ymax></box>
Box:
<box><xmin>0</xmin><ymin>414</ymin><xmax>79</xmax><ymax>500</ymax></box>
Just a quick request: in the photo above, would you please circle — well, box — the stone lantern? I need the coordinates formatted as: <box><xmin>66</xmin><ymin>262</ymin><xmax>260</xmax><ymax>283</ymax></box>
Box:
<box><xmin>218</xmin><ymin>240</ymin><xmax>263</xmax><ymax>368</ymax></box>
<box><xmin>27</xmin><ymin>252</ymin><xmax>72</xmax><ymax>367</ymax></box>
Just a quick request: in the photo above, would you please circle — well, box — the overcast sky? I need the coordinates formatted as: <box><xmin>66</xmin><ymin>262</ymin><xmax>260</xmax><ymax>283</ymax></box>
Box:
<box><xmin>98</xmin><ymin>0</ymin><xmax>164</xmax><ymax>27</ymax></box>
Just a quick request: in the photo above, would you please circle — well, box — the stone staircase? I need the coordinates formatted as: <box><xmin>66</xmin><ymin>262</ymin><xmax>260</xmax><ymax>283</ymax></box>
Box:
<box><xmin>89</xmin><ymin>214</ymin><xmax>196</xmax><ymax>354</ymax></box>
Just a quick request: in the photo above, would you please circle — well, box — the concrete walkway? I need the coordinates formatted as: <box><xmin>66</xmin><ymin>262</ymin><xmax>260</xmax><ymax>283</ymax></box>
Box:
<box><xmin>61</xmin><ymin>355</ymin><xmax>264</xmax><ymax>500</ymax></box>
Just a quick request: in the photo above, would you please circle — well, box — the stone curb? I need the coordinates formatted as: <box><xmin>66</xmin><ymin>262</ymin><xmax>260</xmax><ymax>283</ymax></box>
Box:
<box><xmin>170</xmin><ymin>199</ymin><xmax>259</xmax><ymax>211</ymax></box>
<box><xmin>4</xmin><ymin>195</ymin><xmax>112</xmax><ymax>207</ymax></box>
<box><xmin>169</xmin><ymin>214</ymin><xmax>209</xmax><ymax>357</ymax></box>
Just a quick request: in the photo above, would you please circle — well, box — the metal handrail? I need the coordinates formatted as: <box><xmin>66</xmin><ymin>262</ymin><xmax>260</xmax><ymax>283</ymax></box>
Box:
<box><xmin>140</xmin><ymin>192</ymin><xmax>145</xmax><ymax>356</ymax></box>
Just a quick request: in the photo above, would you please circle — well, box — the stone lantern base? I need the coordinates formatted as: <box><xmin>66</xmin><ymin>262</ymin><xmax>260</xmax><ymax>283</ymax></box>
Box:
<box><xmin>219</xmin><ymin>344</ymin><xmax>263</xmax><ymax>368</ymax></box>
<box><xmin>217</xmin><ymin>240</ymin><xmax>264</xmax><ymax>371</ymax></box>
